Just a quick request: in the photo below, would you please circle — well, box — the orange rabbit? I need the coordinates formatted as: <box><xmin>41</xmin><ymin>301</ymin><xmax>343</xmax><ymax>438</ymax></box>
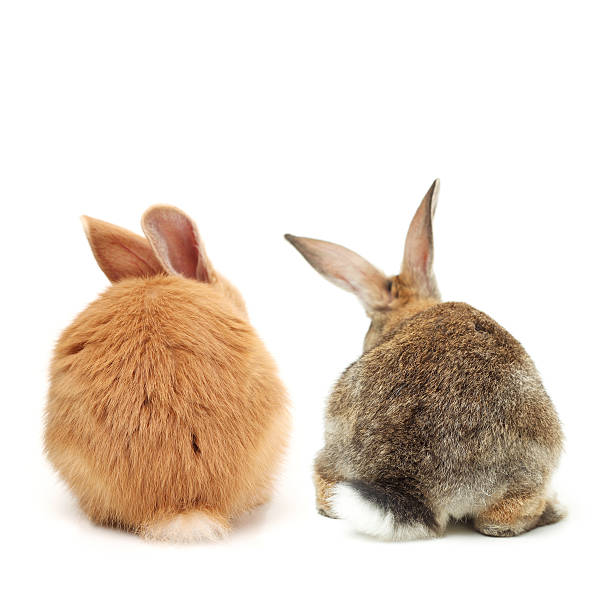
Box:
<box><xmin>45</xmin><ymin>206</ymin><xmax>290</xmax><ymax>541</ymax></box>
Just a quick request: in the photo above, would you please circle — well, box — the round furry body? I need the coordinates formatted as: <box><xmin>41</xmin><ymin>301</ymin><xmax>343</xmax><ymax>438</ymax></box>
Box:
<box><xmin>286</xmin><ymin>180</ymin><xmax>564</xmax><ymax>540</ymax></box>
<box><xmin>315</xmin><ymin>302</ymin><xmax>563</xmax><ymax>539</ymax></box>
<box><xmin>45</xmin><ymin>275</ymin><xmax>289</xmax><ymax>539</ymax></box>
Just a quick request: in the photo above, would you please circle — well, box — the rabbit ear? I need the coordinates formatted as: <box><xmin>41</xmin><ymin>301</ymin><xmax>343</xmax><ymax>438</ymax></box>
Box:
<box><xmin>399</xmin><ymin>179</ymin><xmax>440</xmax><ymax>298</ymax></box>
<box><xmin>285</xmin><ymin>234</ymin><xmax>391</xmax><ymax>311</ymax></box>
<box><xmin>81</xmin><ymin>216</ymin><xmax>165</xmax><ymax>283</ymax></box>
<box><xmin>141</xmin><ymin>205</ymin><xmax>215</xmax><ymax>282</ymax></box>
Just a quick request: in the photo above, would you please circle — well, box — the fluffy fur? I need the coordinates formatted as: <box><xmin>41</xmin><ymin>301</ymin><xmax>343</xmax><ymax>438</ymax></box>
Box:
<box><xmin>45</xmin><ymin>208</ymin><xmax>290</xmax><ymax>541</ymax></box>
<box><xmin>286</xmin><ymin>179</ymin><xmax>564</xmax><ymax>540</ymax></box>
<box><xmin>330</xmin><ymin>483</ymin><xmax>434</xmax><ymax>541</ymax></box>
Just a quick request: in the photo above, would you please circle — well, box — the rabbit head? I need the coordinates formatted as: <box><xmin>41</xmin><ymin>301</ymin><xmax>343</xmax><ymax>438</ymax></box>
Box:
<box><xmin>285</xmin><ymin>179</ymin><xmax>440</xmax><ymax>351</ymax></box>
<box><xmin>82</xmin><ymin>205</ymin><xmax>247</xmax><ymax>316</ymax></box>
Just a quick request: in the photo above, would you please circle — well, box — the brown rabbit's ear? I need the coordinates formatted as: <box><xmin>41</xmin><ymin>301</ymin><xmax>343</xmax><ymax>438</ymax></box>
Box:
<box><xmin>285</xmin><ymin>234</ymin><xmax>391</xmax><ymax>312</ymax></box>
<box><xmin>81</xmin><ymin>216</ymin><xmax>165</xmax><ymax>283</ymax></box>
<box><xmin>399</xmin><ymin>179</ymin><xmax>440</xmax><ymax>298</ymax></box>
<box><xmin>141</xmin><ymin>205</ymin><xmax>215</xmax><ymax>282</ymax></box>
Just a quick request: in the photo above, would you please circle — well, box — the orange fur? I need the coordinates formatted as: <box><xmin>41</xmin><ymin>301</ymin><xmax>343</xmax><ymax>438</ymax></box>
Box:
<box><xmin>45</xmin><ymin>211</ymin><xmax>290</xmax><ymax>540</ymax></box>
<box><xmin>474</xmin><ymin>492</ymin><xmax>550</xmax><ymax>537</ymax></box>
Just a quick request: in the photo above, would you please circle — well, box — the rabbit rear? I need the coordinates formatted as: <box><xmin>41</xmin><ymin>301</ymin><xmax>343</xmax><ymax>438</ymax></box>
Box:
<box><xmin>286</xmin><ymin>180</ymin><xmax>564</xmax><ymax>540</ymax></box>
<box><xmin>45</xmin><ymin>207</ymin><xmax>289</xmax><ymax>541</ymax></box>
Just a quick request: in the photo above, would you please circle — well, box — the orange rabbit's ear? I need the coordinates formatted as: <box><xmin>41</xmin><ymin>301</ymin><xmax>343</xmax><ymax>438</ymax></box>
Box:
<box><xmin>399</xmin><ymin>179</ymin><xmax>440</xmax><ymax>299</ymax></box>
<box><xmin>141</xmin><ymin>206</ymin><xmax>215</xmax><ymax>283</ymax></box>
<box><xmin>81</xmin><ymin>216</ymin><xmax>165</xmax><ymax>283</ymax></box>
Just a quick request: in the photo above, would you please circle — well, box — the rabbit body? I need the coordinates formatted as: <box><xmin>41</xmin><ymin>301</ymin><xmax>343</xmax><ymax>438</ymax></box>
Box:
<box><xmin>287</xmin><ymin>179</ymin><xmax>564</xmax><ymax>539</ymax></box>
<box><xmin>45</xmin><ymin>208</ymin><xmax>289</xmax><ymax>541</ymax></box>
<box><xmin>315</xmin><ymin>300</ymin><xmax>562</xmax><ymax>539</ymax></box>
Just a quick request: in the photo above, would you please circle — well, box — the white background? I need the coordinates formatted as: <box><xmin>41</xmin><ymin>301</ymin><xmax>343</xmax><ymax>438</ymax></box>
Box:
<box><xmin>1</xmin><ymin>1</ymin><xmax>610</xmax><ymax>610</ymax></box>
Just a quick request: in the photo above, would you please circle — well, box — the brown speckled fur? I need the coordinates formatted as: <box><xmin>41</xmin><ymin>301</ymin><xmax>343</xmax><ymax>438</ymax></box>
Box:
<box><xmin>45</xmin><ymin>208</ymin><xmax>290</xmax><ymax>540</ymax></box>
<box><xmin>286</xmin><ymin>180</ymin><xmax>564</xmax><ymax>539</ymax></box>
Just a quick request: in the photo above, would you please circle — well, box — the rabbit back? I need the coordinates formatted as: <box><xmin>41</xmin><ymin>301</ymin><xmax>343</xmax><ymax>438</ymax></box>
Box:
<box><xmin>45</xmin><ymin>275</ymin><xmax>289</xmax><ymax>530</ymax></box>
<box><xmin>318</xmin><ymin>301</ymin><xmax>562</xmax><ymax>523</ymax></box>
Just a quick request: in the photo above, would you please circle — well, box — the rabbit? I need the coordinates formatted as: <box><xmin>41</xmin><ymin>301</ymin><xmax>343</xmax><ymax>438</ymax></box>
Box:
<box><xmin>45</xmin><ymin>206</ymin><xmax>290</xmax><ymax>542</ymax></box>
<box><xmin>285</xmin><ymin>179</ymin><xmax>564</xmax><ymax>540</ymax></box>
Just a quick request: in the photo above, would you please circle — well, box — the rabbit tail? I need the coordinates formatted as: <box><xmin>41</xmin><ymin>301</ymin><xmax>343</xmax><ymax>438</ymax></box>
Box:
<box><xmin>330</xmin><ymin>479</ymin><xmax>440</xmax><ymax>541</ymax></box>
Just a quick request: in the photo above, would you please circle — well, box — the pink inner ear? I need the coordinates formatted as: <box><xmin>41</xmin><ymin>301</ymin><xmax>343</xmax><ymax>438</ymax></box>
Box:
<box><xmin>401</xmin><ymin>185</ymin><xmax>436</xmax><ymax>290</ymax></box>
<box><xmin>414</xmin><ymin>233</ymin><xmax>432</xmax><ymax>270</ymax></box>
<box><xmin>142</xmin><ymin>207</ymin><xmax>212</xmax><ymax>282</ymax></box>
<box><xmin>161</xmin><ymin>218</ymin><xmax>203</xmax><ymax>279</ymax></box>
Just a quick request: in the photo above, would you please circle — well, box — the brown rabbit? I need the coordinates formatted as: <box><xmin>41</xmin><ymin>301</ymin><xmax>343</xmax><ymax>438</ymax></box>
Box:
<box><xmin>45</xmin><ymin>206</ymin><xmax>290</xmax><ymax>541</ymax></box>
<box><xmin>285</xmin><ymin>180</ymin><xmax>564</xmax><ymax>540</ymax></box>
